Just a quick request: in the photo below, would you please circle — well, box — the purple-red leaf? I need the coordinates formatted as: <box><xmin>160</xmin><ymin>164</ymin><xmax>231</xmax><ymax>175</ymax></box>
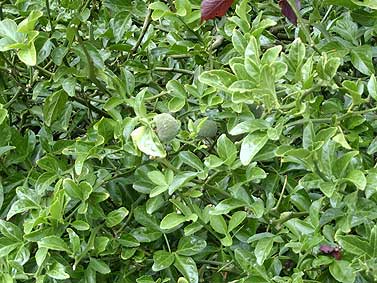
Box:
<box><xmin>201</xmin><ymin>0</ymin><xmax>234</xmax><ymax>22</ymax></box>
<box><xmin>279</xmin><ymin>0</ymin><xmax>301</xmax><ymax>25</ymax></box>
<box><xmin>319</xmin><ymin>245</ymin><xmax>334</xmax><ymax>254</ymax></box>
<box><xmin>319</xmin><ymin>245</ymin><xmax>342</xmax><ymax>260</ymax></box>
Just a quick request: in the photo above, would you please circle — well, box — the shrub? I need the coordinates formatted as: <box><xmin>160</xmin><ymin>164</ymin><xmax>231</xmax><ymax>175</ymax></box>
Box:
<box><xmin>0</xmin><ymin>1</ymin><xmax>377</xmax><ymax>282</ymax></box>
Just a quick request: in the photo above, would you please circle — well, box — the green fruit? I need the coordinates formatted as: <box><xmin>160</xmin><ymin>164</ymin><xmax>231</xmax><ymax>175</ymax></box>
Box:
<box><xmin>177</xmin><ymin>278</ymin><xmax>189</xmax><ymax>283</ymax></box>
<box><xmin>197</xmin><ymin>119</ymin><xmax>217</xmax><ymax>138</ymax></box>
<box><xmin>154</xmin><ymin>113</ymin><xmax>180</xmax><ymax>142</ymax></box>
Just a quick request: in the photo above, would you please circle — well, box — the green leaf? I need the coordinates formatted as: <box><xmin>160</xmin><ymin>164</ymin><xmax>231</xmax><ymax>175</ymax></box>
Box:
<box><xmin>150</xmin><ymin>185</ymin><xmax>169</xmax><ymax>198</ymax></box>
<box><xmin>17</xmin><ymin>42</ymin><xmax>37</xmax><ymax>66</ymax></box>
<box><xmin>303</xmin><ymin>121</ymin><xmax>315</xmax><ymax>149</ymax></box>
<box><xmin>146</xmin><ymin>195</ymin><xmax>165</xmax><ymax>214</ymax></box>
<box><xmin>216</xmin><ymin>134</ymin><xmax>237</xmax><ymax>166</ymax></box>
<box><xmin>0</xmin><ymin>239</ymin><xmax>21</xmax><ymax>257</ymax></box>
<box><xmin>336</xmin><ymin>235</ymin><xmax>371</xmax><ymax>257</ymax></box>
<box><xmin>175</xmin><ymin>0</ymin><xmax>191</xmax><ymax>16</ymax></box>
<box><xmin>254</xmin><ymin>237</ymin><xmax>274</xmax><ymax>265</ymax></box>
<box><xmin>148</xmin><ymin>171</ymin><xmax>168</xmax><ymax>186</ymax></box>
<box><xmin>131</xmin><ymin>126</ymin><xmax>166</xmax><ymax>158</ymax></box>
<box><xmin>105</xmin><ymin>207</ymin><xmax>129</xmax><ymax>227</ymax></box>
<box><xmin>199</xmin><ymin>70</ymin><xmax>236</xmax><ymax>92</ymax></box>
<box><xmin>47</xmin><ymin>261</ymin><xmax>70</xmax><ymax>280</ymax></box>
<box><xmin>329</xmin><ymin>260</ymin><xmax>356</xmax><ymax>283</ymax></box>
<box><xmin>261</xmin><ymin>45</ymin><xmax>282</xmax><ymax>64</ymax></box>
<box><xmin>370</xmin><ymin>226</ymin><xmax>377</xmax><ymax>258</ymax></box>
<box><xmin>285</xmin><ymin>218</ymin><xmax>315</xmax><ymax>236</ymax></box>
<box><xmin>174</xmin><ymin>255</ymin><xmax>198</xmax><ymax>283</ymax></box>
<box><xmin>0</xmin><ymin>220</ymin><xmax>23</xmax><ymax>242</ymax></box>
<box><xmin>344</xmin><ymin>170</ymin><xmax>366</xmax><ymax>190</ymax></box>
<box><xmin>245</xmin><ymin>36</ymin><xmax>260</xmax><ymax>63</ymax></box>
<box><xmin>118</xmin><ymin>234</ymin><xmax>140</xmax><ymax>248</ymax></box>
<box><xmin>209</xmin><ymin>215</ymin><xmax>227</xmax><ymax>235</ymax></box>
<box><xmin>63</xmin><ymin>179</ymin><xmax>81</xmax><ymax>200</ymax></box>
<box><xmin>43</xmin><ymin>90</ymin><xmax>69</xmax><ymax>127</ymax></box>
<box><xmin>232</xmin><ymin>29</ymin><xmax>247</xmax><ymax>54</ymax></box>
<box><xmin>177</xmin><ymin>236</ymin><xmax>207</xmax><ymax>256</ymax></box>
<box><xmin>319</xmin><ymin>182</ymin><xmax>336</xmax><ymax>198</ymax></box>
<box><xmin>160</xmin><ymin>212</ymin><xmax>187</xmax><ymax>230</ymax></box>
<box><xmin>67</xmin><ymin>228</ymin><xmax>80</xmax><ymax>254</ymax></box>
<box><xmin>152</xmin><ymin>250</ymin><xmax>175</xmax><ymax>271</ymax></box>
<box><xmin>229</xmin><ymin>119</ymin><xmax>270</xmax><ymax>136</ymax></box>
<box><xmin>71</xmin><ymin>220</ymin><xmax>90</xmax><ymax>231</ymax></box>
<box><xmin>111</xmin><ymin>12</ymin><xmax>131</xmax><ymax>43</ymax></box>
<box><xmin>0</xmin><ymin>183</ymin><xmax>3</xmax><ymax>211</ymax></box>
<box><xmin>89</xmin><ymin>258</ymin><xmax>111</xmax><ymax>274</ymax></box>
<box><xmin>62</xmin><ymin>77</ymin><xmax>76</xmax><ymax>96</ymax></box>
<box><xmin>0</xmin><ymin>108</ymin><xmax>8</xmax><ymax>125</ymax></box>
<box><xmin>368</xmin><ymin>74</ymin><xmax>377</xmax><ymax>100</ymax></box>
<box><xmin>351</xmin><ymin>0</ymin><xmax>377</xmax><ymax>9</ymax></box>
<box><xmin>17</xmin><ymin>10</ymin><xmax>43</xmax><ymax>32</ymax></box>
<box><xmin>0</xmin><ymin>19</ymin><xmax>24</xmax><ymax>43</ymax></box>
<box><xmin>332</xmin><ymin>132</ymin><xmax>351</xmax><ymax>150</ymax></box>
<box><xmin>228</xmin><ymin>211</ymin><xmax>247</xmax><ymax>232</ymax></box>
<box><xmin>168</xmin><ymin>172</ymin><xmax>197</xmax><ymax>195</ymax></box>
<box><xmin>350</xmin><ymin>46</ymin><xmax>374</xmax><ymax>75</ymax></box>
<box><xmin>179</xmin><ymin>151</ymin><xmax>204</xmax><ymax>171</ymax></box>
<box><xmin>240</xmin><ymin>132</ymin><xmax>269</xmax><ymax>166</ymax></box>
<box><xmin>79</xmin><ymin>181</ymin><xmax>93</xmax><ymax>201</ymax></box>
<box><xmin>210</xmin><ymin>198</ymin><xmax>246</xmax><ymax>215</ymax></box>
<box><xmin>38</xmin><ymin>236</ymin><xmax>70</xmax><ymax>252</ymax></box>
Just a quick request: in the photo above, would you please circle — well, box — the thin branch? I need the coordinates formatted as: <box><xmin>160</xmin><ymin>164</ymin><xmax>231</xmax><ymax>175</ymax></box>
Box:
<box><xmin>35</xmin><ymin>65</ymin><xmax>53</xmax><ymax>76</ymax></box>
<box><xmin>154</xmin><ymin>66</ymin><xmax>194</xmax><ymax>76</ymax></box>
<box><xmin>270</xmin><ymin>211</ymin><xmax>309</xmax><ymax>226</ymax></box>
<box><xmin>129</xmin><ymin>9</ymin><xmax>152</xmax><ymax>58</ymax></box>
<box><xmin>4</xmin><ymin>87</ymin><xmax>22</xmax><ymax>108</ymax></box>
<box><xmin>72</xmin><ymin>96</ymin><xmax>110</xmax><ymax>118</ymax></box>
<box><xmin>45</xmin><ymin>0</ymin><xmax>54</xmax><ymax>33</ymax></box>
<box><xmin>76</xmin><ymin>34</ymin><xmax>112</xmax><ymax>96</ymax></box>
<box><xmin>272</xmin><ymin>175</ymin><xmax>288</xmax><ymax>212</ymax></box>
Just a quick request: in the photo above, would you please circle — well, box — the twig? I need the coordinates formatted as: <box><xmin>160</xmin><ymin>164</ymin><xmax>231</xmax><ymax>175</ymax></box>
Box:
<box><xmin>129</xmin><ymin>9</ymin><xmax>152</xmax><ymax>57</ymax></box>
<box><xmin>116</xmin><ymin>195</ymin><xmax>146</xmax><ymax>234</ymax></box>
<box><xmin>284</xmin><ymin>106</ymin><xmax>377</xmax><ymax>129</ymax></box>
<box><xmin>154</xmin><ymin>67</ymin><xmax>194</xmax><ymax>76</ymax></box>
<box><xmin>76</xmin><ymin>34</ymin><xmax>112</xmax><ymax>96</ymax></box>
<box><xmin>72</xmin><ymin>96</ymin><xmax>110</xmax><ymax>118</ymax></box>
<box><xmin>0</xmin><ymin>4</ymin><xmax>3</xmax><ymax>21</ymax></box>
<box><xmin>45</xmin><ymin>0</ymin><xmax>54</xmax><ymax>33</ymax></box>
<box><xmin>270</xmin><ymin>211</ymin><xmax>309</xmax><ymax>226</ymax></box>
<box><xmin>287</xmin><ymin>0</ymin><xmax>321</xmax><ymax>55</ymax></box>
<box><xmin>272</xmin><ymin>175</ymin><xmax>288</xmax><ymax>212</ymax></box>
<box><xmin>73</xmin><ymin>225</ymin><xmax>103</xmax><ymax>270</ymax></box>
<box><xmin>284</xmin><ymin>117</ymin><xmax>331</xmax><ymax>129</ymax></box>
<box><xmin>35</xmin><ymin>65</ymin><xmax>53</xmax><ymax>76</ymax></box>
<box><xmin>4</xmin><ymin>87</ymin><xmax>22</xmax><ymax>108</ymax></box>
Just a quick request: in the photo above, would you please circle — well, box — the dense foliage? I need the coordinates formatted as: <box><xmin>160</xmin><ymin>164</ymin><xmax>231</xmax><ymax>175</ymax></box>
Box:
<box><xmin>0</xmin><ymin>0</ymin><xmax>377</xmax><ymax>282</ymax></box>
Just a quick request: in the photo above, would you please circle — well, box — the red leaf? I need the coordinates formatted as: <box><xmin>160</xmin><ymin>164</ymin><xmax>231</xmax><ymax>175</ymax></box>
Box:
<box><xmin>279</xmin><ymin>0</ymin><xmax>301</xmax><ymax>25</ymax></box>
<box><xmin>319</xmin><ymin>245</ymin><xmax>342</xmax><ymax>260</ymax></box>
<box><xmin>319</xmin><ymin>245</ymin><xmax>334</xmax><ymax>254</ymax></box>
<box><xmin>201</xmin><ymin>0</ymin><xmax>234</xmax><ymax>22</ymax></box>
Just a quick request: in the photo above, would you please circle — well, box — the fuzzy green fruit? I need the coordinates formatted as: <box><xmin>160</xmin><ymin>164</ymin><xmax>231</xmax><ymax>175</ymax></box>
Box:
<box><xmin>154</xmin><ymin>113</ymin><xmax>180</xmax><ymax>142</ymax></box>
<box><xmin>197</xmin><ymin>119</ymin><xmax>217</xmax><ymax>138</ymax></box>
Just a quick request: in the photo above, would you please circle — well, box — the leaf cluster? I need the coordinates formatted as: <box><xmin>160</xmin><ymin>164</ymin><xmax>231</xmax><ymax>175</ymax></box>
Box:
<box><xmin>0</xmin><ymin>0</ymin><xmax>377</xmax><ymax>283</ymax></box>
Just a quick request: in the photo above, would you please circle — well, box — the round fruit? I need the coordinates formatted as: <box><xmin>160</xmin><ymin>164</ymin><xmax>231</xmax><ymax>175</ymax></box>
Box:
<box><xmin>197</xmin><ymin>119</ymin><xmax>217</xmax><ymax>138</ymax></box>
<box><xmin>154</xmin><ymin>113</ymin><xmax>180</xmax><ymax>142</ymax></box>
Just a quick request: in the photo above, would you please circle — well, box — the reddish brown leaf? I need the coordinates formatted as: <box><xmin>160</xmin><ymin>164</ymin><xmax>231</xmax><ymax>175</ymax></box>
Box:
<box><xmin>319</xmin><ymin>245</ymin><xmax>342</xmax><ymax>260</ymax></box>
<box><xmin>201</xmin><ymin>0</ymin><xmax>234</xmax><ymax>22</ymax></box>
<box><xmin>279</xmin><ymin>0</ymin><xmax>301</xmax><ymax>25</ymax></box>
<box><xmin>319</xmin><ymin>245</ymin><xmax>334</xmax><ymax>254</ymax></box>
